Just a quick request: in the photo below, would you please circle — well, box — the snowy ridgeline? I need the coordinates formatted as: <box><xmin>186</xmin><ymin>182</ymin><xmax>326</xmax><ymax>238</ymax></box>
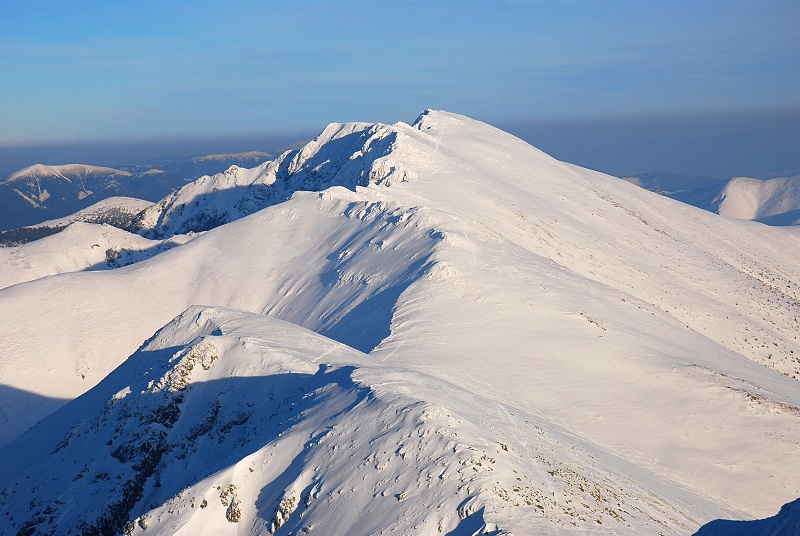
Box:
<box><xmin>1</xmin><ymin>110</ymin><xmax>800</xmax><ymax>535</ymax></box>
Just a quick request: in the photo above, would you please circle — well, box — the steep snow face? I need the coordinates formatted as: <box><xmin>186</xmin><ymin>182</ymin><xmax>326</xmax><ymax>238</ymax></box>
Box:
<box><xmin>131</xmin><ymin>122</ymin><xmax>413</xmax><ymax>238</ymax></box>
<box><xmin>0</xmin><ymin>307</ymin><xmax>733</xmax><ymax>536</ymax></box>
<box><xmin>1</xmin><ymin>110</ymin><xmax>800</xmax><ymax>529</ymax></box>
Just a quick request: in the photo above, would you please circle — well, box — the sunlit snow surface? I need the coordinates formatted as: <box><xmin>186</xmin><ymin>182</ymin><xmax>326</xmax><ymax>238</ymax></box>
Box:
<box><xmin>1</xmin><ymin>111</ymin><xmax>799</xmax><ymax>534</ymax></box>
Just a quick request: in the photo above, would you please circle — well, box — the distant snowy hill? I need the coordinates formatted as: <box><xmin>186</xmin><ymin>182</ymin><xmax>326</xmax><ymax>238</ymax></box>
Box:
<box><xmin>624</xmin><ymin>172</ymin><xmax>800</xmax><ymax>225</ymax></box>
<box><xmin>673</xmin><ymin>174</ymin><xmax>800</xmax><ymax>225</ymax></box>
<box><xmin>0</xmin><ymin>164</ymin><xmax>186</xmax><ymax>231</ymax></box>
<box><xmin>0</xmin><ymin>153</ymin><xmax>273</xmax><ymax>232</ymax></box>
<box><xmin>1</xmin><ymin>111</ymin><xmax>799</xmax><ymax>535</ymax></box>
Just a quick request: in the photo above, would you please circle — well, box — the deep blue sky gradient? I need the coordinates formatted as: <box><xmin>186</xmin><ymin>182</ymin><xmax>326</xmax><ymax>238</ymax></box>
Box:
<box><xmin>1</xmin><ymin>0</ymin><xmax>798</xmax><ymax>177</ymax></box>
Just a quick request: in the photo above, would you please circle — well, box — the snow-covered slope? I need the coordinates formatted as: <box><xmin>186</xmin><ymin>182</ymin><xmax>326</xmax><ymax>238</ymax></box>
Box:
<box><xmin>1</xmin><ymin>111</ymin><xmax>799</xmax><ymax>534</ymax></box>
<box><xmin>0</xmin><ymin>222</ymin><xmax>191</xmax><ymax>290</ymax></box>
<box><xmin>30</xmin><ymin>196</ymin><xmax>154</xmax><ymax>229</ymax></box>
<box><xmin>0</xmin><ymin>306</ymin><xmax>733</xmax><ymax>535</ymax></box>
<box><xmin>0</xmin><ymin>196</ymin><xmax>154</xmax><ymax>246</ymax></box>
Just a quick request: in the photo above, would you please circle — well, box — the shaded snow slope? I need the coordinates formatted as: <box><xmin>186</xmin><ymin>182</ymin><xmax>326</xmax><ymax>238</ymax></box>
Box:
<box><xmin>695</xmin><ymin>498</ymin><xmax>800</xmax><ymax>535</ymax></box>
<box><xmin>0</xmin><ymin>306</ymin><xmax>734</xmax><ymax>535</ymax></box>
<box><xmin>1</xmin><ymin>111</ymin><xmax>799</xmax><ymax>530</ymax></box>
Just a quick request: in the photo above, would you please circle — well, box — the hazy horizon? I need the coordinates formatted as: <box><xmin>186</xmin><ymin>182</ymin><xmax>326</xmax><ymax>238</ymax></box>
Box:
<box><xmin>2</xmin><ymin>107</ymin><xmax>798</xmax><ymax>181</ymax></box>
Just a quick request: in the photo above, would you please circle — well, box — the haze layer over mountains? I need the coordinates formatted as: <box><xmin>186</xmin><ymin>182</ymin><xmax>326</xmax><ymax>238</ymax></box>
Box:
<box><xmin>1</xmin><ymin>111</ymin><xmax>798</xmax><ymax>535</ymax></box>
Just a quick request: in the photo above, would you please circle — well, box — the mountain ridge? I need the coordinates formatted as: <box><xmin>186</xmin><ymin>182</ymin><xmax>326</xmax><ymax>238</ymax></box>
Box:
<box><xmin>1</xmin><ymin>110</ymin><xmax>799</xmax><ymax>533</ymax></box>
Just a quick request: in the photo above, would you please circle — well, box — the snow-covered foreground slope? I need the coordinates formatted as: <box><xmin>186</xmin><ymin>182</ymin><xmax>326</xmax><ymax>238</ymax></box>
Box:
<box><xmin>0</xmin><ymin>307</ymin><xmax>732</xmax><ymax>535</ymax></box>
<box><xmin>1</xmin><ymin>111</ymin><xmax>799</xmax><ymax>533</ymax></box>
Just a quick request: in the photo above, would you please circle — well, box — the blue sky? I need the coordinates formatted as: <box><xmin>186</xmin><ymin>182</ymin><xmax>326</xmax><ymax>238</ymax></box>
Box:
<box><xmin>1</xmin><ymin>0</ymin><xmax>798</xmax><ymax>176</ymax></box>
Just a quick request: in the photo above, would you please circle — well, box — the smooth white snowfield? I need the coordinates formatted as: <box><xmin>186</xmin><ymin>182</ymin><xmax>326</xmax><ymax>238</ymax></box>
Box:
<box><xmin>1</xmin><ymin>111</ymin><xmax>799</xmax><ymax>534</ymax></box>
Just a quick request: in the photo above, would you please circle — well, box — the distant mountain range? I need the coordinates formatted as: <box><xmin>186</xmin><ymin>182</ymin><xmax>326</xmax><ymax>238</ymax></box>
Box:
<box><xmin>623</xmin><ymin>171</ymin><xmax>800</xmax><ymax>225</ymax></box>
<box><xmin>0</xmin><ymin>152</ymin><xmax>272</xmax><ymax>232</ymax></box>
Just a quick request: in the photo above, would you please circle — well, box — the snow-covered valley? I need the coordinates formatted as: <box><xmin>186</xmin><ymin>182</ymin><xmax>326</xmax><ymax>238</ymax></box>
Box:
<box><xmin>1</xmin><ymin>111</ymin><xmax>798</xmax><ymax>535</ymax></box>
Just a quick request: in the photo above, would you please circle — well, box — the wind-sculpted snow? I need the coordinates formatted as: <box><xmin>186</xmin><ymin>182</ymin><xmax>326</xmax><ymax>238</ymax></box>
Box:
<box><xmin>132</xmin><ymin>122</ymin><xmax>415</xmax><ymax>238</ymax></box>
<box><xmin>0</xmin><ymin>307</ymin><xmax>733</xmax><ymax>535</ymax></box>
<box><xmin>2</xmin><ymin>111</ymin><xmax>800</xmax><ymax>532</ymax></box>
